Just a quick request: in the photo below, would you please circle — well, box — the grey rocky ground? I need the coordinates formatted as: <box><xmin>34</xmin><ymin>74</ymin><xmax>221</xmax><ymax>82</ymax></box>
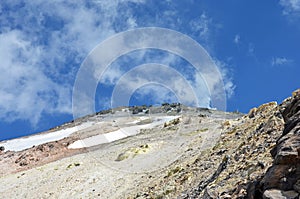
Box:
<box><xmin>0</xmin><ymin>91</ymin><xmax>300</xmax><ymax>199</ymax></box>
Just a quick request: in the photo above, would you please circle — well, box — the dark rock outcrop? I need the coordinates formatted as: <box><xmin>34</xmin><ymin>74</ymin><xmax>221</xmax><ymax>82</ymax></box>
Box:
<box><xmin>259</xmin><ymin>89</ymin><xmax>300</xmax><ymax>198</ymax></box>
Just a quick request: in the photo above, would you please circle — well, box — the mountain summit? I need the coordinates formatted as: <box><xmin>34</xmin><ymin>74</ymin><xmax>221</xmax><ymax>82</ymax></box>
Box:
<box><xmin>0</xmin><ymin>90</ymin><xmax>300</xmax><ymax>198</ymax></box>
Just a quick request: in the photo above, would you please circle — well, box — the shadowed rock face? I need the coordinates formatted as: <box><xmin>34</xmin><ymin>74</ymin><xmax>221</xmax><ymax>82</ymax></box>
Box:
<box><xmin>0</xmin><ymin>91</ymin><xmax>300</xmax><ymax>198</ymax></box>
<box><xmin>257</xmin><ymin>89</ymin><xmax>300</xmax><ymax>199</ymax></box>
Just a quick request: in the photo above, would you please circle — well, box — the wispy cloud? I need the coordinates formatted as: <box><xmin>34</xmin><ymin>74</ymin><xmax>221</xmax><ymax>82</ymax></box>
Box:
<box><xmin>234</xmin><ymin>34</ymin><xmax>240</xmax><ymax>45</ymax></box>
<box><xmin>0</xmin><ymin>0</ymin><xmax>145</xmax><ymax>125</ymax></box>
<box><xmin>248</xmin><ymin>43</ymin><xmax>255</xmax><ymax>55</ymax></box>
<box><xmin>0</xmin><ymin>30</ymin><xmax>72</xmax><ymax>125</ymax></box>
<box><xmin>190</xmin><ymin>13</ymin><xmax>211</xmax><ymax>40</ymax></box>
<box><xmin>280</xmin><ymin>0</ymin><xmax>300</xmax><ymax>16</ymax></box>
<box><xmin>271</xmin><ymin>57</ymin><xmax>293</xmax><ymax>66</ymax></box>
<box><xmin>0</xmin><ymin>0</ymin><xmax>235</xmax><ymax>127</ymax></box>
<box><xmin>111</xmin><ymin>63</ymin><xmax>207</xmax><ymax>108</ymax></box>
<box><xmin>212</xmin><ymin>59</ymin><xmax>235</xmax><ymax>98</ymax></box>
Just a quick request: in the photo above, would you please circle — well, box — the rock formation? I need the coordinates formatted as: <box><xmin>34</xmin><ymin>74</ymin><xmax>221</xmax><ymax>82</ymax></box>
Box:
<box><xmin>258</xmin><ymin>89</ymin><xmax>300</xmax><ymax>199</ymax></box>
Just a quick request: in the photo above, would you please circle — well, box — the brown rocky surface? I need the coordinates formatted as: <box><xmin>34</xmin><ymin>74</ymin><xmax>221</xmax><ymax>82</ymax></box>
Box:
<box><xmin>0</xmin><ymin>137</ymin><xmax>85</xmax><ymax>176</ymax></box>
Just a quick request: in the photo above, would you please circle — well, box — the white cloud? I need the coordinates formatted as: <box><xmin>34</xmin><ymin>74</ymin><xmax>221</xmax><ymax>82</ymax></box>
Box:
<box><xmin>190</xmin><ymin>13</ymin><xmax>212</xmax><ymax>41</ymax></box>
<box><xmin>127</xmin><ymin>17</ymin><xmax>138</xmax><ymax>28</ymax></box>
<box><xmin>0</xmin><ymin>0</ymin><xmax>235</xmax><ymax>127</ymax></box>
<box><xmin>248</xmin><ymin>43</ymin><xmax>255</xmax><ymax>55</ymax></box>
<box><xmin>0</xmin><ymin>30</ymin><xmax>71</xmax><ymax>125</ymax></box>
<box><xmin>133</xmin><ymin>84</ymin><xmax>178</xmax><ymax>105</ymax></box>
<box><xmin>111</xmin><ymin>63</ymin><xmax>203</xmax><ymax>108</ymax></box>
<box><xmin>234</xmin><ymin>34</ymin><xmax>240</xmax><ymax>44</ymax></box>
<box><xmin>210</xmin><ymin>59</ymin><xmax>235</xmax><ymax>99</ymax></box>
<box><xmin>280</xmin><ymin>0</ymin><xmax>300</xmax><ymax>16</ymax></box>
<box><xmin>188</xmin><ymin>12</ymin><xmax>223</xmax><ymax>54</ymax></box>
<box><xmin>98</xmin><ymin>51</ymin><xmax>182</xmax><ymax>86</ymax></box>
<box><xmin>0</xmin><ymin>0</ymin><xmax>145</xmax><ymax>126</ymax></box>
<box><xmin>79</xmin><ymin>27</ymin><xmax>233</xmax><ymax>113</ymax></box>
<box><xmin>271</xmin><ymin>57</ymin><xmax>293</xmax><ymax>66</ymax></box>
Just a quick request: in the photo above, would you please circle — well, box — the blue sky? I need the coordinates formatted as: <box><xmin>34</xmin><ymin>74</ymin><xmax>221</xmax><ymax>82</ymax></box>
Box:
<box><xmin>0</xmin><ymin>0</ymin><xmax>299</xmax><ymax>141</ymax></box>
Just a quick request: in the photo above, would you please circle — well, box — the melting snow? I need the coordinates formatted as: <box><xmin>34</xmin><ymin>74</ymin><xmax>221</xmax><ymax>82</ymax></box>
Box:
<box><xmin>0</xmin><ymin>122</ymin><xmax>93</xmax><ymax>152</ymax></box>
<box><xmin>0</xmin><ymin>116</ymin><xmax>180</xmax><ymax>151</ymax></box>
<box><xmin>68</xmin><ymin>116</ymin><xmax>180</xmax><ymax>149</ymax></box>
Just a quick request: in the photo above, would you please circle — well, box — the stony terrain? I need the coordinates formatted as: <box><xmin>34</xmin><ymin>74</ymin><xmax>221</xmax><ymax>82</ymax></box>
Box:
<box><xmin>257</xmin><ymin>89</ymin><xmax>300</xmax><ymax>199</ymax></box>
<box><xmin>0</xmin><ymin>90</ymin><xmax>299</xmax><ymax>198</ymax></box>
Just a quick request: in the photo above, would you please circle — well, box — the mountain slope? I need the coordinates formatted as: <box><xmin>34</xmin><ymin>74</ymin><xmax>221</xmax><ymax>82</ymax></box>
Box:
<box><xmin>0</xmin><ymin>91</ymin><xmax>299</xmax><ymax>198</ymax></box>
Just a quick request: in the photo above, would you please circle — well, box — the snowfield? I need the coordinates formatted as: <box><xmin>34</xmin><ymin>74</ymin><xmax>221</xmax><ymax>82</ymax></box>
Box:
<box><xmin>68</xmin><ymin>116</ymin><xmax>180</xmax><ymax>149</ymax></box>
<box><xmin>0</xmin><ymin>122</ymin><xmax>93</xmax><ymax>152</ymax></box>
<box><xmin>0</xmin><ymin>116</ymin><xmax>180</xmax><ymax>152</ymax></box>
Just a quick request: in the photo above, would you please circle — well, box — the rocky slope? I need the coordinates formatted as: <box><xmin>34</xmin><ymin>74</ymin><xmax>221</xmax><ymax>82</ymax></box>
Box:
<box><xmin>0</xmin><ymin>90</ymin><xmax>299</xmax><ymax>198</ymax></box>
<box><xmin>135</xmin><ymin>101</ymin><xmax>285</xmax><ymax>199</ymax></box>
<box><xmin>257</xmin><ymin>89</ymin><xmax>300</xmax><ymax>199</ymax></box>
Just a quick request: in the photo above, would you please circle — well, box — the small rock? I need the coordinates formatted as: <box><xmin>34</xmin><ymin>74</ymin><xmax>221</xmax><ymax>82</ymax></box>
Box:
<box><xmin>248</xmin><ymin>108</ymin><xmax>257</xmax><ymax>118</ymax></box>
<box><xmin>216</xmin><ymin>149</ymin><xmax>227</xmax><ymax>156</ymax></box>
<box><xmin>293</xmin><ymin>180</ymin><xmax>300</xmax><ymax>193</ymax></box>
<box><xmin>282</xmin><ymin>190</ymin><xmax>298</xmax><ymax>199</ymax></box>
<box><xmin>263</xmin><ymin>189</ymin><xmax>299</xmax><ymax>199</ymax></box>
<box><xmin>223</xmin><ymin>120</ymin><xmax>231</xmax><ymax>126</ymax></box>
<box><xmin>263</xmin><ymin>189</ymin><xmax>282</xmax><ymax>199</ymax></box>
<box><xmin>221</xmin><ymin>193</ymin><xmax>232</xmax><ymax>199</ymax></box>
<box><xmin>257</xmin><ymin>161</ymin><xmax>265</xmax><ymax>169</ymax></box>
<box><xmin>203</xmin><ymin>188</ymin><xmax>218</xmax><ymax>199</ymax></box>
<box><xmin>0</xmin><ymin>146</ymin><xmax>4</xmax><ymax>152</ymax></box>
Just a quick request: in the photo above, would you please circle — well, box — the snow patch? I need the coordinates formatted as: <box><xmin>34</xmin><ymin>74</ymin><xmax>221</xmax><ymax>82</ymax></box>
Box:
<box><xmin>126</xmin><ymin>116</ymin><xmax>149</xmax><ymax>125</ymax></box>
<box><xmin>0</xmin><ymin>122</ymin><xmax>94</xmax><ymax>152</ymax></box>
<box><xmin>68</xmin><ymin>116</ymin><xmax>180</xmax><ymax>149</ymax></box>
